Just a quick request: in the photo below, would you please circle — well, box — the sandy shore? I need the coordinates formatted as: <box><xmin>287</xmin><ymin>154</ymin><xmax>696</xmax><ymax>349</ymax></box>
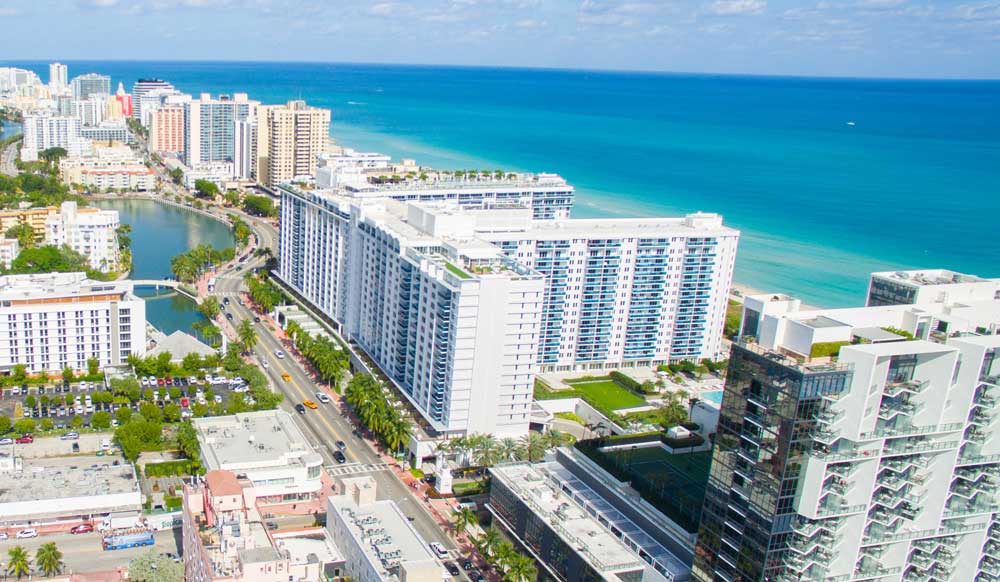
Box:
<box><xmin>731</xmin><ymin>282</ymin><xmax>820</xmax><ymax>311</ymax></box>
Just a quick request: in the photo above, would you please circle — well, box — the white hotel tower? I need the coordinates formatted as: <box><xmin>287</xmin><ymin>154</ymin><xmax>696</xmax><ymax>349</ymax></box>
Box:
<box><xmin>693</xmin><ymin>270</ymin><xmax>1000</xmax><ymax>582</ymax></box>
<box><xmin>278</xmin><ymin>175</ymin><xmax>739</xmax><ymax>438</ymax></box>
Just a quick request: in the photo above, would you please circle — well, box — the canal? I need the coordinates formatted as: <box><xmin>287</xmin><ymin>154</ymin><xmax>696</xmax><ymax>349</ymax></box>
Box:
<box><xmin>93</xmin><ymin>198</ymin><xmax>234</xmax><ymax>336</ymax></box>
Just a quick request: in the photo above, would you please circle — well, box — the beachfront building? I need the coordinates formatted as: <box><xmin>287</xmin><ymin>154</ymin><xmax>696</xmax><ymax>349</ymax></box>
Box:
<box><xmin>255</xmin><ymin>100</ymin><xmax>330</xmax><ymax>188</ymax></box>
<box><xmin>80</xmin><ymin>119</ymin><xmax>134</xmax><ymax>144</ymax></box>
<box><xmin>0</xmin><ymin>448</ymin><xmax>142</xmax><ymax>530</ymax></box>
<box><xmin>867</xmin><ymin>269</ymin><xmax>1000</xmax><ymax>308</ymax></box>
<box><xmin>48</xmin><ymin>62</ymin><xmax>68</xmax><ymax>92</ymax></box>
<box><xmin>192</xmin><ymin>411</ymin><xmax>326</xmax><ymax>508</ymax></box>
<box><xmin>183</xmin><ymin>93</ymin><xmax>259</xmax><ymax>167</ymax></box>
<box><xmin>70</xmin><ymin>73</ymin><xmax>110</xmax><ymax>100</ymax></box>
<box><xmin>278</xmin><ymin>193</ymin><xmax>545</xmax><ymax>439</ymax></box>
<box><xmin>70</xmin><ymin>92</ymin><xmax>107</xmax><ymax>127</ymax></box>
<box><xmin>19</xmin><ymin>113</ymin><xmax>90</xmax><ymax>161</ymax></box>
<box><xmin>481</xmin><ymin>210</ymin><xmax>738</xmax><ymax>367</ymax></box>
<box><xmin>131</xmin><ymin>78</ymin><xmax>176</xmax><ymax>122</ymax></box>
<box><xmin>0</xmin><ymin>272</ymin><xmax>146</xmax><ymax>374</ymax></box>
<box><xmin>45</xmin><ymin>201</ymin><xmax>121</xmax><ymax>272</ymax></box>
<box><xmin>489</xmin><ymin>448</ymin><xmax>694</xmax><ymax>582</ymax></box>
<box><xmin>692</xmin><ymin>277</ymin><xmax>1000</xmax><ymax>582</ymax></box>
<box><xmin>183</xmin><ymin>469</ymin><xmax>340</xmax><ymax>582</ymax></box>
<box><xmin>326</xmin><ymin>476</ymin><xmax>445</xmax><ymax>582</ymax></box>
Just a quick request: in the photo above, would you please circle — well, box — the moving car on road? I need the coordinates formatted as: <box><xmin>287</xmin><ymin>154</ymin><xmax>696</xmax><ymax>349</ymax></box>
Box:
<box><xmin>71</xmin><ymin>523</ymin><xmax>95</xmax><ymax>534</ymax></box>
<box><xmin>303</xmin><ymin>400</ymin><xmax>318</xmax><ymax>409</ymax></box>
<box><xmin>15</xmin><ymin>434</ymin><xmax>33</xmax><ymax>444</ymax></box>
<box><xmin>316</xmin><ymin>392</ymin><xmax>331</xmax><ymax>404</ymax></box>
<box><xmin>282</xmin><ymin>373</ymin><xmax>291</xmax><ymax>382</ymax></box>
<box><xmin>295</xmin><ymin>403</ymin><xmax>306</xmax><ymax>415</ymax></box>
<box><xmin>274</xmin><ymin>349</ymin><xmax>285</xmax><ymax>359</ymax></box>
<box><xmin>333</xmin><ymin>451</ymin><xmax>347</xmax><ymax>464</ymax></box>
<box><xmin>16</xmin><ymin>528</ymin><xmax>38</xmax><ymax>538</ymax></box>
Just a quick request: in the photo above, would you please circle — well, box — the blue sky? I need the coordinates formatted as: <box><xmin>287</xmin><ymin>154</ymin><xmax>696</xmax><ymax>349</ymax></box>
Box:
<box><xmin>2</xmin><ymin>0</ymin><xmax>999</xmax><ymax>78</ymax></box>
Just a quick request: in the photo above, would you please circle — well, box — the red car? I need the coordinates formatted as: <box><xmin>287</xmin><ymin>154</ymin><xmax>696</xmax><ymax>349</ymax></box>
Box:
<box><xmin>15</xmin><ymin>435</ymin><xmax>33</xmax><ymax>444</ymax></box>
<box><xmin>157</xmin><ymin>378</ymin><xmax>165</xmax><ymax>386</ymax></box>
<box><xmin>70</xmin><ymin>523</ymin><xmax>94</xmax><ymax>534</ymax></box>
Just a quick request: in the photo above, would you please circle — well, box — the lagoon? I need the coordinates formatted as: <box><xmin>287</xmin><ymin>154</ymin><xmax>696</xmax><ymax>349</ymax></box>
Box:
<box><xmin>93</xmin><ymin>198</ymin><xmax>233</xmax><ymax>336</ymax></box>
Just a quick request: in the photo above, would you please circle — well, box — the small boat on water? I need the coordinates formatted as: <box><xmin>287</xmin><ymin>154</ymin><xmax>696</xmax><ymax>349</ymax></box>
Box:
<box><xmin>846</xmin><ymin>121</ymin><xmax>856</xmax><ymax>126</ymax></box>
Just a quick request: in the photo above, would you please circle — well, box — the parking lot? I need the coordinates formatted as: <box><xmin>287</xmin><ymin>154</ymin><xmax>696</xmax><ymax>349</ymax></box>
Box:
<box><xmin>0</xmin><ymin>375</ymin><xmax>253</xmax><ymax>433</ymax></box>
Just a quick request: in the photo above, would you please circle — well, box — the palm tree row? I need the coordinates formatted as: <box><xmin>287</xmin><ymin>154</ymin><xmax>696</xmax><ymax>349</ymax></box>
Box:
<box><xmin>169</xmin><ymin>244</ymin><xmax>234</xmax><ymax>283</ymax></box>
<box><xmin>237</xmin><ymin>319</ymin><xmax>258</xmax><ymax>354</ymax></box>
<box><xmin>344</xmin><ymin>373</ymin><xmax>413</xmax><ymax>455</ymax></box>
<box><xmin>284</xmin><ymin>321</ymin><xmax>350</xmax><ymax>386</ymax></box>
<box><xmin>474</xmin><ymin>528</ymin><xmax>538</xmax><ymax>582</ymax></box>
<box><xmin>245</xmin><ymin>272</ymin><xmax>283</xmax><ymax>312</ymax></box>
<box><xmin>438</xmin><ymin>430</ymin><xmax>574</xmax><ymax>468</ymax></box>
<box><xmin>7</xmin><ymin>543</ymin><xmax>63</xmax><ymax>579</ymax></box>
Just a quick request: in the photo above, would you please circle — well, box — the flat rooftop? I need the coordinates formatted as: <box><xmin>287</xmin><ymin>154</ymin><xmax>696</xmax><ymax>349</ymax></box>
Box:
<box><xmin>194</xmin><ymin>410</ymin><xmax>320</xmax><ymax>471</ymax></box>
<box><xmin>491</xmin><ymin>463</ymin><xmax>646</xmax><ymax>576</ymax></box>
<box><xmin>483</xmin><ymin>212</ymin><xmax>739</xmax><ymax>239</ymax></box>
<box><xmin>0</xmin><ymin>452</ymin><xmax>140</xmax><ymax>518</ymax></box>
<box><xmin>0</xmin><ymin>272</ymin><xmax>136</xmax><ymax>302</ymax></box>
<box><xmin>330</xmin><ymin>494</ymin><xmax>438</xmax><ymax>576</ymax></box>
<box><xmin>344</xmin><ymin>172</ymin><xmax>571</xmax><ymax>193</ymax></box>
<box><xmin>274</xmin><ymin>533</ymin><xmax>343</xmax><ymax>566</ymax></box>
<box><xmin>872</xmin><ymin>269</ymin><xmax>991</xmax><ymax>286</ymax></box>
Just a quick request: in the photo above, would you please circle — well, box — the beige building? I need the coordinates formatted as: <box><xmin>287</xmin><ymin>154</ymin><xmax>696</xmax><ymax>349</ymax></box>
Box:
<box><xmin>149</xmin><ymin>105</ymin><xmax>184</xmax><ymax>154</ymax></box>
<box><xmin>0</xmin><ymin>206</ymin><xmax>59</xmax><ymax>243</ymax></box>
<box><xmin>256</xmin><ymin>100</ymin><xmax>330</xmax><ymax>188</ymax></box>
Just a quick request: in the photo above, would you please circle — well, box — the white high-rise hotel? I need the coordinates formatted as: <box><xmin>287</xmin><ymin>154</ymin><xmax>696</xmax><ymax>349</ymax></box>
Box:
<box><xmin>693</xmin><ymin>270</ymin><xmax>1000</xmax><ymax>582</ymax></box>
<box><xmin>278</xmin><ymin>170</ymin><xmax>738</xmax><ymax>437</ymax></box>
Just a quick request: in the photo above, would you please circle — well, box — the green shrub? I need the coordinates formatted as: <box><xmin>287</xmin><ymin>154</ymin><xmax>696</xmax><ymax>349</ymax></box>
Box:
<box><xmin>810</xmin><ymin>341</ymin><xmax>850</xmax><ymax>359</ymax></box>
<box><xmin>554</xmin><ymin>411</ymin><xmax>586</xmax><ymax>425</ymax></box>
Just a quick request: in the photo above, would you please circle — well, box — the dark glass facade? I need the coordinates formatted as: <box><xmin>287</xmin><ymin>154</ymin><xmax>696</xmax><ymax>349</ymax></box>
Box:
<box><xmin>866</xmin><ymin>278</ymin><xmax>917</xmax><ymax>307</ymax></box>
<box><xmin>692</xmin><ymin>343</ymin><xmax>851</xmax><ymax>582</ymax></box>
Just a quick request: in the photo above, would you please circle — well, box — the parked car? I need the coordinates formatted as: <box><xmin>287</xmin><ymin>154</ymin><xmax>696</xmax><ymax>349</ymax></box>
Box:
<box><xmin>253</xmin><ymin>316</ymin><xmax>261</xmax><ymax>323</ymax></box>
<box><xmin>0</xmin><ymin>438</ymin><xmax>13</xmax><ymax>445</ymax></box>
<box><xmin>70</xmin><ymin>523</ymin><xmax>94</xmax><ymax>534</ymax></box>
<box><xmin>60</xmin><ymin>432</ymin><xmax>79</xmax><ymax>440</ymax></box>
<box><xmin>445</xmin><ymin>562</ymin><xmax>461</xmax><ymax>577</ymax></box>
<box><xmin>462</xmin><ymin>561</ymin><xmax>475</xmax><ymax>571</ymax></box>
<box><xmin>16</xmin><ymin>528</ymin><xmax>38</xmax><ymax>539</ymax></box>
<box><xmin>430</xmin><ymin>542</ymin><xmax>449</xmax><ymax>560</ymax></box>
<box><xmin>15</xmin><ymin>435</ymin><xmax>33</xmax><ymax>444</ymax></box>
<box><xmin>0</xmin><ymin>532</ymin><xmax>7</xmax><ymax>540</ymax></box>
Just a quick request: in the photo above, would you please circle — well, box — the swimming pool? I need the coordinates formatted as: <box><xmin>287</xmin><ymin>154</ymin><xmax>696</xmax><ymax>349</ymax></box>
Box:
<box><xmin>702</xmin><ymin>390</ymin><xmax>725</xmax><ymax>405</ymax></box>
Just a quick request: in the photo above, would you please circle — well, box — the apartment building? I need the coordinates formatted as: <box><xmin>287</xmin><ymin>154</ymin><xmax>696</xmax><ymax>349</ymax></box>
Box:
<box><xmin>0</xmin><ymin>239</ymin><xmax>17</xmax><ymax>269</ymax></box>
<box><xmin>131</xmin><ymin>78</ymin><xmax>175</xmax><ymax>122</ymax></box>
<box><xmin>149</xmin><ymin>104</ymin><xmax>185</xmax><ymax>153</ymax></box>
<box><xmin>867</xmin><ymin>269</ymin><xmax>1000</xmax><ymax>307</ymax></box>
<box><xmin>183</xmin><ymin>93</ymin><xmax>259</xmax><ymax>167</ymax></box>
<box><xmin>48</xmin><ymin>62</ymin><xmax>68</xmax><ymax>91</ymax></box>
<box><xmin>60</xmin><ymin>144</ymin><xmax>156</xmax><ymax>192</ymax></box>
<box><xmin>45</xmin><ymin>201</ymin><xmax>121</xmax><ymax>272</ymax></box>
<box><xmin>326</xmin><ymin>476</ymin><xmax>445</xmax><ymax>582</ymax></box>
<box><xmin>70</xmin><ymin>73</ymin><xmax>110</xmax><ymax>100</ymax></box>
<box><xmin>0</xmin><ymin>206</ymin><xmax>58</xmax><ymax>242</ymax></box>
<box><xmin>692</xmin><ymin>274</ymin><xmax>1000</xmax><ymax>582</ymax></box>
<box><xmin>0</xmin><ymin>272</ymin><xmax>146</xmax><ymax>374</ymax></box>
<box><xmin>20</xmin><ymin>113</ymin><xmax>90</xmax><ymax>161</ymax></box>
<box><xmin>256</xmin><ymin>100</ymin><xmax>330</xmax><ymax>188</ymax></box>
<box><xmin>80</xmin><ymin>119</ymin><xmax>133</xmax><ymax>144</ymax></box>
<box><xmin>279</xmin><ymin>191</ymin><xmax>544</xmax><ymax>438</ymax></box>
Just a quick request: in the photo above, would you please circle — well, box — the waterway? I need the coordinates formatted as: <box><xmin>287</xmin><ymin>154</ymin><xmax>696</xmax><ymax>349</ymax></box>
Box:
<box><xmin>92</xmin><ymin>198</ymin><xmax>234</xmax><ymax>336</ymax></box>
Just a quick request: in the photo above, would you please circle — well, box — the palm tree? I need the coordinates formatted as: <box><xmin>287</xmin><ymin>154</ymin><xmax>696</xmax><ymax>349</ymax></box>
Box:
<box><xmin>7</xmin><ymin>546</ymin><xmax>31</xmax><ymax>579</ymax></box>
<box><xmin>519</xmin><ymin>432</ymin><xmax>548</xmax><ymax>462</ymax></box>
<box><xmin>497</xmin><ymin>437</ymin><xmax>520</xmax><ymax>462</ymax></box>
<box><xmin>544</xmin><ymin>429</ymin><xmax>573</xmax><ymax>449</ymax></box>
<box><xmin>35</xmin><ymin>542</ymin><xmax>63</xmax><ymax>577</ymax></box>
<box><xmin>504</xmin><ymin>555</ymin><xmax>537</xmax><ymax>582</ymax></box>
<box><xmin>476</xmin><ymin>528</ymin><xmax>503</xmax><ymax>560</ymax></box>
<box><xmin>474</xmin><ymin>434</ymin><xmax>500</xmax><ymax>467</ymax></box>
<box><xmin>454</xmin><ymin>506</ymin><xmax>479</xmax><ymax>536</ymax></box>
<box><xmin>493</xmin><ymin>541</ymin><xmax>516</xmax><ymax>572</ymax></box>
<box><xmin>237</xmin><ymin>319</ymin><xmax>257</xmax><ymax>353</ymax></box>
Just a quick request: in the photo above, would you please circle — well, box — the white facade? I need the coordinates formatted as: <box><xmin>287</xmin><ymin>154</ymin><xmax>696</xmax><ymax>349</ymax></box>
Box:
<box><xmin>60</xmin><ymin>144</ymin><xmax>156</xmax><ymax>192</ymax></box>
<box><xmin>0</xmin><ymin>238</ymin><xmax>18</xmax><ymax>269</ymax></box>
<box><xmin>20</xmin><ymin>113</ymin><xmax>90</xmax><ymax>161</ymax></box>
<box><xmin>193</xmin><ymin>411</ymin><xmax>325</xmax><ymax>503</ymax></box>
<box><xmin>183</xmin><ymin>93</ymin><xmax>259</xmax><ymax>168</ymax></box>
<box><xmin>234</xmin><ymin>117</ymin><xmax>256</xmax><ymax>180</ymax></box>
<box><xmin>279</xmin><ymin>191</ymin><xmax>545</xmax><ymax>438</ymax></box>
<box><xmin>705</xmin><ymin>281</ymin><xmax>1000</xmax><ymax>582</ymax></box>
<box><xmin>48</xmin><ymin>62</ymin><xmax>68</xmax><ymax>91</ymax></box>
<box><xmin>70</xmin><ymin>73</ymin><xmax>110</xmax><ymax>100</ymax></box>
<box><xmin>71</xmin><ymin>93</ymin><xmax>108</xmax><ymax>127</ymax></box>
<box><xmin>326</xmin><ymin>476</ymin><xmax>444</xmax><ymax>582</ymax></box>
<box><xmin>45</xmin><ymin>201</ymin><xmax>121</xmax><ymax>272</ymax></box>
<box><xmin>867</xmin><ymin>269</ymin><xmax>1000</xmax><ymax>307</ymax></box>
<box><xmin>0</xmin><ymin>272</ymin><xmax>146</xmax><ymax>373</ymax></box>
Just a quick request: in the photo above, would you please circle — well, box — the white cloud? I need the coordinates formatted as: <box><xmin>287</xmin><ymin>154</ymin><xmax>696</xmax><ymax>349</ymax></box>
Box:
<box><xmin>707</xmin><ymin>0</ymin><xmax>766</xmax><ymax>16</ymax></box>
<box><xmin>366</xmin><ymin>2</ymin><xmax>399</xmax><ymax>17</ymax></box>
<box><xmin>0</xmin><ymin>7</ymin><xmax>23</xmax><ymax>15</ymax></box>
<box><xmin>514</xmin><ymin>18</ymin><xmax>547</xmax><ymax>29</ymax></box>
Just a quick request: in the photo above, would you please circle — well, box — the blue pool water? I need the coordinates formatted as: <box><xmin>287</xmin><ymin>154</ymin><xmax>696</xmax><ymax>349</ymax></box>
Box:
<box><xmin>702</xmin><ymin>391</ymin><xmax>725</xmax><ymax>405</ymax></box>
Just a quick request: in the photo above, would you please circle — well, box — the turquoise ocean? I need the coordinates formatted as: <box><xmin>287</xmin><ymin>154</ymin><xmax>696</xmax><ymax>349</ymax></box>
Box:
<box><xmin>6</xmin><ymin>61</ymin><xmax>999</xmax><ymax>307</ymax></box>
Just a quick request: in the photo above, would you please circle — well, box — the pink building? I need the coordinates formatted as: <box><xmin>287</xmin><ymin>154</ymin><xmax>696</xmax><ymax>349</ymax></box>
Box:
<box><xmin>150</xmin><ymin>105</ymin><xmax>184</xmax><ymax>154</ymax></box>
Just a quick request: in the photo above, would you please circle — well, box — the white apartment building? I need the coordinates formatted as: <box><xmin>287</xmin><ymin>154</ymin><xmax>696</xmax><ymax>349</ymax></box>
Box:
<box><xmin>192</xmin><ymin>411</ymin><xmax>326</xmax><ymax>506</ymax></box>
<box><xmin>326</xmin><ymin>476</ymin><xmax>445</xmax><ymax>582</ymax></box>
<box><xmin>233</xmin><ymin>117</ymin><xmax>256</xmax><ymax>180</ymax></box>
<box><xmin>316</xmin><ymin>148</ymin><xmax>392</xmax><ymax>177</ymax></box>
<box><xmin>183</xmin><ymin>93</ymin><xmax>259</xmax><ymax>168</ymax></box>
<box><xmin>0</xmin><ymin>272</ymin><xmax>146</xmax><ymax>374</ymax></box>
<box><xmin>0</xmin><ymin>238</ymin><xmax>18</xmax><ymax>269</ymax></box>
<box><xmin>60</xmin><ymin>144</ymin><xmax>156</xmax><ymax>192</ymax></box>
<box><xmin>867</xmin><ymin>269</ymin><xmax>1000</xmax><ymax>308</ymax></box>
<box><xmin>693</xmin><ymin>274</ymin><xmax>1000</xmax><ymax>582</ymax></box>
<box><xmin>45</xmin><ymin>201</ymin><xmax>121</xmax><ymax>272</ymax></box>
<box><xmin>71</xmin><ymin>93</ymin><xmax>108</xmax><ymax>127</ymax></box>
<box><xmin>131</xmin><ymin>78</ymin><xmax>176</xmax><ymax>123</ymax></box>
<box><xmin>48</xmin><ymin>62</ymin><xmax>68</xmax><ymax>92</ymax></box>
<box><xmin>279</xmin><ymin>192</ymin><xmax>545</xmax><ymax>438</ymax></box>
<box><xmin>20</xmin><ymin>113</ymin><xmax>90</xmax><ymax>161</ymax></box>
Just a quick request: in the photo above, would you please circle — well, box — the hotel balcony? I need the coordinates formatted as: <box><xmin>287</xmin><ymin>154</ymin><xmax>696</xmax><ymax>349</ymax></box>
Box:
<box><xmin>970</xmin><ymin>408</ymin><xmax>997</xmax><ymax>427</ymax></box>
<box><xmin>855</xmin><ymin>560</ymin><xmax>903</xmax><ymax>581</ymax></box>
<box><xmin>982</xmin><ymin>556</ymin><xmax>1000</xmax><ymax>577</ymax></box>
<box><xmin>878</xmin><ymin>400</ymin><xmax>919</xmax><ymax>421</ymax></box>
<box><xmin>984</xmin><ymin>540</ymin><xmax>1000</xmax><ymax>560</ymax></box>
<box><xmin>942</xmin><ymin>500</ymin><xmax>1000</xmax><ymax>518</ymax></box>
<box><xmin>868</xmin><ymin>507</ymin><xmax>905</xmax><ymax>528</ymax></box>
<box><xmin>950</xmin><ymin>480</ymin><xmax>992</xmax><ymax>499</ymax></box>
<box><xmin>791</xmin><ymin>517</ymin><xmax>844</xmax><ymax>538</ymax></box>
<box><xmin>817</xmin><ymin>501</ymin><xmax>866</xmax><ymax>518</ymax></box>
<box><xmin>783</xmin><ymin>546</ymin><xmax>833</xmax><ymax>573</ymax></box>
<box><xmin>822</xmin><ymin>476</ymin><xmax>852</xmax><ymax>497</ymax></box>
<box><xmin>884</xmin><ymin>379</ymin><xmax>930</xmax><ymax>398</ymax></box>
<box><xmin>813</xmin><ymin>427</ymin><xmax>841</xmax><ymax>445</ymax></box>
<box><xmin>817</xmin><ymin>408</ymin><xmax>845</xmax><ymax>425</ymax></box>
<box><xmin>883</xmin><ymin>438</ymin><xmax>959</xmax><ymax>456</ymax></box>
<box><xmin>974</xmin><ymin>393</ymin><xmax>998</xmax><ymax>408</ymax></box>
<box><xmin>787</xmin><ymin>531</ymin><xmax>835</xmax><ymax>555</ymax></box>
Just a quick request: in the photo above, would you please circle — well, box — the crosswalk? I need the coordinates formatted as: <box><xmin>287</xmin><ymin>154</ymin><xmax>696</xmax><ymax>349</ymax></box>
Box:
<box><xmin>326</xmin><ymin>462</ymin><xmax>391</xmax><ymax>477</ymax></box>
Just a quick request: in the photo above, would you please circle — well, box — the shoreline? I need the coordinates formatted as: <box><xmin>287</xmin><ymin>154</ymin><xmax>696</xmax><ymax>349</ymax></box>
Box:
<box><xmin>731</xmin><ymin>282</ymin><xmax>820</xmax><ymax>311</ymax></box>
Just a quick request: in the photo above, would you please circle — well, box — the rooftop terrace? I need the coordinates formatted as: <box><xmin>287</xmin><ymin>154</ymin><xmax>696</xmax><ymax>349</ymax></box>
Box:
<box><xmin>194</xmin><ymin>410</ymin><xmax>320</xmax><ymax>471</ymax></box>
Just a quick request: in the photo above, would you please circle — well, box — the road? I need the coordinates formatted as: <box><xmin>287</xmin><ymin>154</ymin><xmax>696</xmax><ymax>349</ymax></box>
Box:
<box><xmin>209</xmin><ymin>216</ymin><xmax>466</xmax><ymax>562</ymax></box>
<box><xmin>0</xmin><ymin>528</ymin><xmax>178</xmax><ymax>575</ymax></box>
<box><xmin>0</xmin><ymin>139</ymin><xmax>19</xmax><ymax>176</ymax></box>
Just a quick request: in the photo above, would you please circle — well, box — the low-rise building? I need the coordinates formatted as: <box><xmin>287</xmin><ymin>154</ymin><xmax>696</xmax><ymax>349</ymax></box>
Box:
<box><xmin>867</xmin><ymin>268</ymin><xmax>1000</xmax><ymax>307</ymax></box>
<box><xmin>79</xmin><ymin>119</ymin><xmax>133</xmax><ymax>144</ymax></box>
<box><xmin>60</xmin><ymin>145</ymin><xmax>156</xmax><ymax>192</ymax></box>
<box><xmin>489</xmin><ymin>449</ymin><xmax>692</xmax><ymax>582</ymax></box>
<box><xmin>192</xmin><ymin>411</ymin><xmax>326</xmax><ymax>508</ymax></box>
<box><xmin>0</xmin><ymin>206</ymin><xmax>58</xmax><ymax>242</ymax></box>
<box><xmin>45</xmin><ymin>201</ymin><xmax>121</xmax><ymax>272</ymax></box>
<box><xmin>0</xmin><ymin>272</ymin><xmax>146</xmax><ymax>374</ymax></box>
<box><xmin>183</xmin><ymin>469</ymin><xmax>341</xmax><ymax>582</ymax></box>
<box><xmin>0</xmin><ymin>448</ymin><xmax>141</xmax><ymax>530</ymax></box>
<box><xmin>326</xmin><ymin>476</ymin><xmax>445</xmax><ymax>582</ymax></box>
<box><xmin>0</xmin><ymin>237</ymin><xmax>19</xmax><ymax>269</ymax></box>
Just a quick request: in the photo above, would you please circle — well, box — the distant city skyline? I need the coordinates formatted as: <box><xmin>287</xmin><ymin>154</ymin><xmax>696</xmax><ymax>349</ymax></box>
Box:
<box><xmin>1</xmin><ymin>0</ymin><xmax>999</xmax><ymax>80</ymax></box>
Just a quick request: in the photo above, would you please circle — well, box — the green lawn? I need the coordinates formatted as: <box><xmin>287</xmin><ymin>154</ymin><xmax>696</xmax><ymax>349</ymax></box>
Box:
<box><xmin>565</xmin><ymin>378</ymin><xmax>646</xmax><ymax>410</ymax></box>
<box><xmin>445</xmin><ymin>262</ymin><xmax>471</xmax><ymax>279</ymax></box>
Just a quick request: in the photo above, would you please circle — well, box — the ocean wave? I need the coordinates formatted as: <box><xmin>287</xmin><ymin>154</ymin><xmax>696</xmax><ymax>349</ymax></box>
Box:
<box><xmin>346</xmin><ymin>101</ymin><xmax>366</xmax><ymax>106</ymax></box>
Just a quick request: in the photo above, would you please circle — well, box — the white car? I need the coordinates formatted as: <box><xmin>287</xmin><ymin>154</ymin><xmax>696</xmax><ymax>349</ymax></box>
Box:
<box><xmin>214</xmin><ymin>394</ymin><xmax>223</xmax><ymax>404</ymax></box>
<box><xmin>261</xmin><ymin>359</ymin><xmax>269</xmax><ymax>369</ymax></box>
<box><xmin>16</xmin><ymin>528</ymin><xmax>38</xmax><ymax>539</ymax></box>
<box><xmin>0</xmin><ymin>438</ymin><xmax>13</xmax><ymax>446</ymax></box>
<box><xmin>316</xmin><ymin>392</ymin><xmax>331</xmax><ymax>404</ymax></box>
<box><xmin>140</xmin><ymin>377</ymin><xmax>149</xmax><ymax>387</ymax></box>
<box><xmin>274</xmin><ymin>349</ymin><xmax>285</xmax><ymax>359</ymax></box>
<box><xmin>0</xmin><ymin>532</ymin><xmax>7</xmax><ymax>540</ymax></box>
